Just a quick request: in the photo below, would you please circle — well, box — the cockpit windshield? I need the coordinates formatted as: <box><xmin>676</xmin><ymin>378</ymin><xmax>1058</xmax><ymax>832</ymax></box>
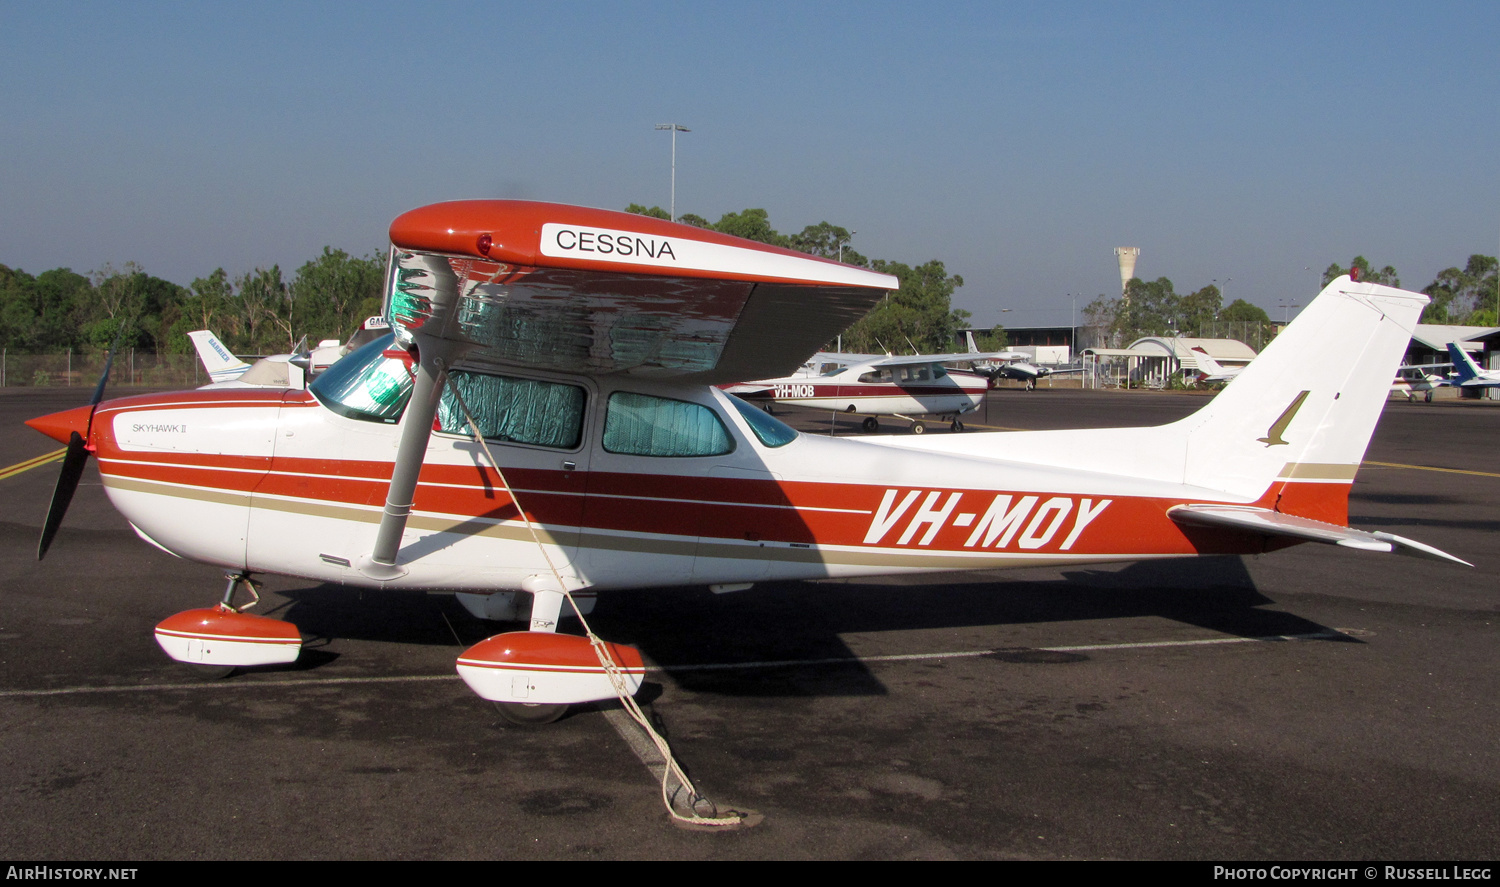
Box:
<box><xmin>727</xmin><ymin>394</ymin><xmax>799</xmax><ymax>447</ymax></box>
<box><xmin>309</xmin><ymin>333</ymin><xmax>414</xmax><ymax>423</ymax></box>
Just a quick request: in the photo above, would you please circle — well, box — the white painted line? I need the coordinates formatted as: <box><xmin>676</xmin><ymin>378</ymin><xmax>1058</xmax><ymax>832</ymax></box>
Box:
<box><xmin>0</xmin><ymin>630</ymin><xmax>1349</xmax><ymax>699</ymax></box>
<box><xmin>0</xmin><ymin>673</ymin><xmax>455</xmax><ymax>698</ymax></box>
<box><xmin>652</xmin><ymin>631</ymin><xmax>1344</xmax><ymax>672</ymax></box>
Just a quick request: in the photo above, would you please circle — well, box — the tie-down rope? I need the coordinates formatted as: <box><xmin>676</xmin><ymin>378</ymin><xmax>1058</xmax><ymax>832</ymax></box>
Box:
<box><xmin>443</xmin><ymin>371</ymin><xmax>743</xmax><ymax>828</ymax></box>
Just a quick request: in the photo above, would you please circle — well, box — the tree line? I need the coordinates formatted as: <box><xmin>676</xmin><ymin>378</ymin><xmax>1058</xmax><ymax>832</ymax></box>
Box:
<box><xmin>1084</xmin><ymin>253</ymin><xmax>1500</xmax><ymax>349</ymax></box>
<box><xmin>0</xmin><ymin>249</ymin><xmax>386</xmax><ymax>356</ymax></box>
<box><xmin>7</xmin><ymin>213</ymin><xmax>1494</xmax><ymax>363</ymax></box>
<box><xmin>2</xmin><ymin>205</ymin><xmax>968</xmax><ymax>359</ymax></box>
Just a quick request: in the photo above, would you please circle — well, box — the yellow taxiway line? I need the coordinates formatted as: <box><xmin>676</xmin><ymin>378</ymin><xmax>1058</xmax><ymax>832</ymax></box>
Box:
<box><xmin>1361</xmin><ymin>460</ymin><xmax>1500</xmax><ymax>480</ymax></box>
<box><xmin>0</xmin><ymin>448</ymin><xmax>67</xmax><ymax>482</ymax></box>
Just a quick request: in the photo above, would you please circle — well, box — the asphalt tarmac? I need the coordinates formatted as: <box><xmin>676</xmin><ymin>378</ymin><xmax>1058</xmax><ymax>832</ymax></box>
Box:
<box><xmin>1</xmin><ymin>387</ymin><xmax>1496</xmax><ymax>860</ymax></box>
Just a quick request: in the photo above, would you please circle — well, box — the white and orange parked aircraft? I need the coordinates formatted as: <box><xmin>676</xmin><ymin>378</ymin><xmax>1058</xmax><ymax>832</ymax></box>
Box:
<box><xmin>187</xmin><ymin>319</ymin><xmax>393</xmax><ymax>389</ymax></box>
<box><xmin>28</xmin><ymin>200</ymin><xmax>1468</xmax><ymax>734</ymax></box>
<box><xmin>1189</xmin><ymin>345</ymin><xmax>1249</xmax><ymax>384</ymax></box>
<box><xmin>727</xmin><ymin>351</ymin><xmax>997</xmax><ymax>433</ymax></box>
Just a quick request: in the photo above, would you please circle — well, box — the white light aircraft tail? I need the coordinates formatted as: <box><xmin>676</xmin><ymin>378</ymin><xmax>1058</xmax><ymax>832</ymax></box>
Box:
<box><xmin>1189</xmin><ymin>346</ymin><xmax>1243</xmax><ymax>383</ymax></box>
<box><xmin>187</xmin><ymin>330</ymin><xmax>252</xmax><ymax>383</ymax></box>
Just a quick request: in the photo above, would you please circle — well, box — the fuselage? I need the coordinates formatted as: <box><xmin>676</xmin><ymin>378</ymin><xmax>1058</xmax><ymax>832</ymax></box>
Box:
<box><xmin>71</xmin><ymin>342</ymin><xmax>1322</xmax><ymax>598</ymax></box>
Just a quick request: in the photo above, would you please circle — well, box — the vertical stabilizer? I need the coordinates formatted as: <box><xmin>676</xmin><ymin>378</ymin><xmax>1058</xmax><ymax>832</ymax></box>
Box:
<box><xmin>1175</xmin><ymin>276</ymin><xmax>1427</xmax><ymax>519</ymax></box>
<box><xmin>187</xmin><ymin>330</ymin><xmax>252</xmax><ymax>383</ymax></box>
<box><xmin>1447</xmin><ymin>342</ymin><xmax>1483</xmax><ymax>382</ymax></box>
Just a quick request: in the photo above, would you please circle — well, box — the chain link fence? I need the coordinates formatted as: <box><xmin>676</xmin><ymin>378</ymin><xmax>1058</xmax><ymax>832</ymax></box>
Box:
<box><xmin>0</xmin><ymin>350</ymin><xmax>207</xmax><ymax>388</ymax></box>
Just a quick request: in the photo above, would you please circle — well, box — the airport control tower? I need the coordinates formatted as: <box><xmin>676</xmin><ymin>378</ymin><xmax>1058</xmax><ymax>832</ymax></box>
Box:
<box><xmin>1114</xmin><ymin>247</ymin><xmax>1140</xmax><ymax>297</ymax></box>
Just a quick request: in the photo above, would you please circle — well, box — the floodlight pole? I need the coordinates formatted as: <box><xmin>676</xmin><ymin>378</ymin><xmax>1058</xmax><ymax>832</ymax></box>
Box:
<box><xmin>655</xmin><ymin>124</ymin><xmax>690</xmax><ymax>222</ymax></box>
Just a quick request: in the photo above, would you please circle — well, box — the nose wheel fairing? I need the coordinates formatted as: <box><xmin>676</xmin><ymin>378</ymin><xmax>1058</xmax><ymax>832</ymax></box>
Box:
<box><xmin>154</xmin><ymin>605</ymin><xmax>302</xmax><ymax>667</ymax></box>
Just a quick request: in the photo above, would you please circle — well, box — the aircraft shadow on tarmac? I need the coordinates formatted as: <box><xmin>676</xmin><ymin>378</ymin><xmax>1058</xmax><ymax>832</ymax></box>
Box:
<box><xmin>271</xmin><ymin>553</ymin><xmax>1349</xmax><ymax>700</ymax></box>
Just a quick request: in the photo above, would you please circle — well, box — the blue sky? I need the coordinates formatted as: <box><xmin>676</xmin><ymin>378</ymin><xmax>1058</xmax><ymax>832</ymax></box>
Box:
<box><xmin>3</xmin><ymin>1</ymin><xmax>1497</xmax><ymax>328</ymax></box>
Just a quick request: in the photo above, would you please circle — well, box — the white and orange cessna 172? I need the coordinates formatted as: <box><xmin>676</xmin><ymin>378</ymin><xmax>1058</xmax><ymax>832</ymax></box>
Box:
<box><xmin>726</xmin><ymin>350</ymin><xmax>996</xmax><ymax>433</ymax></box>
<box><xmin>28</xmin><ymin>200</ymin><xmax>1468</xmax><ymax>734</ymax></box>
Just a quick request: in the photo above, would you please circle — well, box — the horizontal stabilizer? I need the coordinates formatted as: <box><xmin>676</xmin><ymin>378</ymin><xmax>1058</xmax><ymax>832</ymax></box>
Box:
<box><xmin>1167</xmin><ymin>504</ymin><xmax>1471</xmax><ymax>566</ymax></box>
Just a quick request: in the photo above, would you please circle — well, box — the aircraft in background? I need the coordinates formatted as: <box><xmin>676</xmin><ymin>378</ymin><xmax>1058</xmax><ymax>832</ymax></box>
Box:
<box><xmin>1445</xmin><ymin>342</ymin><xmax>1500</xmax><ymax>393</ymax></box>
<box><xmin>961</xmin><ymin>331</ymin><xmax>1077</xmax><ymax>390</ymax></box>
<box><xmin>727</xmin><ymin>351</ymin><xmax>998</xmax><ymax>433</ymax></box>
<box><xmin>27</xmin><ymin>202</ymin><xmax>1468</xmax><ymax>821</ymax></box>
<box><xmin>1189</xmin><ymin>346</ymin><xmax>1248</xmax><ymax>385</ymax></box>
<box><xmin>1392</xmin><ymin>363</ymin><xmax>1452</xmax><ymax>402</ymax></box>
<box><xmin>186</xmin><ymin>330</ymin><xmax>255</xmax><ymax>383</ymax></box>
<box><xmin>188</xmin><ymin>330</ymin><xmax>308</xmax><ymax>389</ymax></box>
<box><xmin>187</xmin><ymin>319</ymin><xmax>391</xmax><ymax>389</ymax></box>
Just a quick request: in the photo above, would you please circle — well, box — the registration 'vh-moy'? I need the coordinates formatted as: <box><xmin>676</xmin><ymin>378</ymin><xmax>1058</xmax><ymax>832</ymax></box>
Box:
<box><xmin>28</xmin><ymin>200</ymin><xmax>1470</xmax><ymax>741</ymax></box>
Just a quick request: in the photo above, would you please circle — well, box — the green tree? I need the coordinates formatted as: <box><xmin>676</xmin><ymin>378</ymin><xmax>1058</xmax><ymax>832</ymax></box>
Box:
<box><xmin>0</xmin><ymin>265</ymin><xmax>42</xmax><ymax>351</ymax></box>
<box><xmin>789</xmin><ymin>222</ymin><xmax>867</xmax><ymax>267</ymax></box>
<box><xmin>1178</xmin><ymin>284</ymin><xmax>1222</xmax><ymax>334</ymax></box>
<box><xmin>1322</xmin><ymin>257</ymin><xmax>1400</xmax><ymax>288</ymax></box>
<box><xmin>968</xmin><ymin>328</ymin><xmax>1009</xmax><ymax>350</ymax></box>
<box><xmin>624</xmin><ymin>203</ymin><xmax>670</xmax><ymax>220</ymax></box>
<box><xmin>233</xmin><ymin>266</ymin><xmax>290</xmax><ymax>353</ymax></box>
<box><xmin>842</xmin><ymin>259</ymin><xmax>966</xmax><ymax>354</ymax></box>
<box><xmin>1219</xmin><ymin>299</ymin><xmax>1270</xmax><ymax>322</ymax></box>
<box><xmin>1111</xmin><ymin>277</ymin><xmax>1182</xmax><ymax>341</ymax></box>
<box><xmin>710</xmin><ymin>208</ymin><xmax>788</xmax><ymax>246</ymax></box>
<box><xmin>169</xmin><ymin>268</ymin><xmax>236</xmax><ymax>353</ymax></box>
<box><xmin>1422</xmin><ymin>255</ymin><xmax>1497</xmax><ymax>325</ymax></box>
<box><xmin>83</xmin><ymin>263</ymin><xmax>187</xmax><ymax>353</ymax></box>
<box><xmin>291</xmin><ymin>248</ymin><xmax>386</xmax><ymax>344</ymax></box>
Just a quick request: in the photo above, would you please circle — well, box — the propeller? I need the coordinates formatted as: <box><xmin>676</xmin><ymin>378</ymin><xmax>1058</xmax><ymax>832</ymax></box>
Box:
<box><xmin>36</xmin><ymin>326</ymin><xmax>126</xmax><ymax>559</ymax></box>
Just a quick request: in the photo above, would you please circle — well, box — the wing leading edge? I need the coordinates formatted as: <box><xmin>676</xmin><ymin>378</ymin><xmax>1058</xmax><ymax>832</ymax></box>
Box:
<box><xmin>385</xmin><ymin>200</ymin><xmax>899</xmax><ymax>384</ymax></box>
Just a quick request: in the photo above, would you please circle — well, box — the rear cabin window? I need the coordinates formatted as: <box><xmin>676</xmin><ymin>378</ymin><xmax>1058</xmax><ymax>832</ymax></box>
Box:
<box><xmin>603</xmin><ymin>392</ymin><xmax>733</xmax><ymax>457</ymax></box>
<box><xmin>438</xmin><ymin>370</ymin><xmax>586</xmax><ymax>450</ymax></box>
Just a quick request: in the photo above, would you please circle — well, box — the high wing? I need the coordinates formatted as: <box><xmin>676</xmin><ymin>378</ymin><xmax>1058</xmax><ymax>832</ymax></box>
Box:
<box><xmin>385</xmin><ymin>201</ymin><xmax>898</xmax><ymax>384</ymax></box>
<box><xmin>860</xmin><ymin>350</ymin><xmax>1027</xmax><ymax>368</ymax></box>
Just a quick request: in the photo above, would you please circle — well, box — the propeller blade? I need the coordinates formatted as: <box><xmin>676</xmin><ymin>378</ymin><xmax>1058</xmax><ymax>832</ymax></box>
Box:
<box><xmin>90</xmin><ymin>346</ymin><xmax>115</xmax><ymax>407</ymax></box>
<box><xmin>37</xmin><ymin>322</ymin><xmax>128</xmax><ymax>559</ymax></box>
<box><xmin>38</xmin><ymin>432</ymin><xmax>90</xmax><ymax>560</ymax></box>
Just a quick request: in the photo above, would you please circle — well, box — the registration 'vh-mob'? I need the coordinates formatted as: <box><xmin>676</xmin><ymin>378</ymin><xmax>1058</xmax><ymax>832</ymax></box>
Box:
<box><xmin>28</xmin><ymin>200</ymin><xmax>1468</xmax><ymax>730</ymax></box>
<box><xmin>725</xmin><ymin>349</ymin><xmax>999</xmax><ymax>433</ymax></box>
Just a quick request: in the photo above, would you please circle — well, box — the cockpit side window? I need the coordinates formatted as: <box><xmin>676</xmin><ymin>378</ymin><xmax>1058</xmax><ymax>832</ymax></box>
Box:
<box><xmin>309</xmin><ymin>333</ymin><xmax>413</xmax><ymax>423</ymax></box>
<box><xmin>603</xmin><ymin>392</ymin><xmax>733</xmax><ymax>457</ymax></box>
<box><xmin>437</xmin><ymin>370</ymin><xmax>585</xmax><ymax>449</ymax></box>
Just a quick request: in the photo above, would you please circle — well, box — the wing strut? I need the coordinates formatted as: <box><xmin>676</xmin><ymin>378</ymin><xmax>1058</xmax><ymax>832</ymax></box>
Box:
<box><xmin>359</xmin><ymin>257</ymin><xmax>471</xmax><ymax>580</ymax></box>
